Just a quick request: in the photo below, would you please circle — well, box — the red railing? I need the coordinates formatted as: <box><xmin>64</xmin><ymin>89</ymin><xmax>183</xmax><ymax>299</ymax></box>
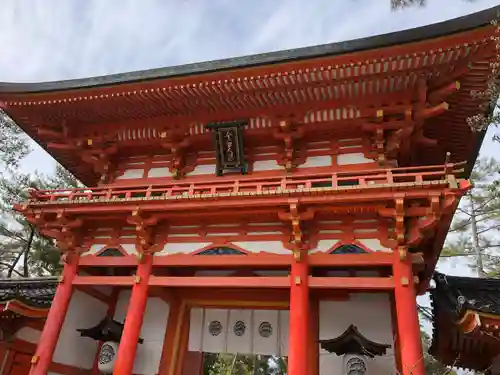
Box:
<box><xmin>26</xmin><ymin>163</ymin><xmax>464</xmax><ymax>206</ymax></box>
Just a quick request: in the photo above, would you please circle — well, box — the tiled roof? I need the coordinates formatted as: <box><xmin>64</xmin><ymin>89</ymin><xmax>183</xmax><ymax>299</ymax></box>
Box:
<box><xmin>431</xmin><ymin>272</ymin><xmax>500</xmax><ymax>317</ymax></box>
<box><xmin>429</xmin><ymin>272</ymin><xmax>500</xmax><ymax>371</ymax></box>
<box><xmin>0</xmin><ymin>277</ymin><xmax>57</xmax><ymax>308</ymax></box>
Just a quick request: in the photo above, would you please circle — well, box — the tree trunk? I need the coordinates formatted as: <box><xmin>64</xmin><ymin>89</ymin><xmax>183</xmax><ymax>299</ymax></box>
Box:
<box><xmin>7</xmin><ymin>225</ymin><xmax>34</xmax><ymax>278</ymax></box>
<box><xmin>470</xmin><ymin>196</ymin><xmax>486</xmax><ymax>277</ymax></box>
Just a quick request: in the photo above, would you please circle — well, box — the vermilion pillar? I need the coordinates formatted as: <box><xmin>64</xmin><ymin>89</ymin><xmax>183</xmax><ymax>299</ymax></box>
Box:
<box><xmin>393</xmin><ymin>248</ymin><xmax>425</xmax><ymax>375</ymax></box>
<box><xmin>288</xmin><ymin>253</ymin><xmax>309</xmax><ymax>375</ymax></box>
<box><xmin>29</xmin><ymin>254</ymin><xmax>79</xmax><ymax>375</ymax></box>
<box><xmin>113</xmin><ymin>255</ymin><xmax>153</xmax><ymax>375</ymax></box>
<box><xmin>308</xmin><ymin>297</ymin><xmax>319</xmax><ymax>375</ymax></box>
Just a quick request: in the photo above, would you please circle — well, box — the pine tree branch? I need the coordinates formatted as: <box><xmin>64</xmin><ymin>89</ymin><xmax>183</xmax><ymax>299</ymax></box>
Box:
<box><xmin>456</xmin><ymin>207</ymin><xmax>472</xmax><ymax>217</ymax></box>
<box><xmin>440</xmin><ymin>253</ymin><xmax>475</xmax><ymax>258</ymax></box>
<box><xmin>23</xmin><ymin>226</ymin><xmax>34</xmax><ymax>278</ymax></box>
<box><xmin>477</xmin><ymin>224</ymin><xmax>500</xmax><ymax>236</ymax></box>
<box><xmin>6</xmin><ymin>225</ymin><xmax>34</xmax><ymax>278</ymax></box>
<box><xmin>0</xmin><ymin>263</ymin><xmax>24</xmax><ymax>277</ymax></box>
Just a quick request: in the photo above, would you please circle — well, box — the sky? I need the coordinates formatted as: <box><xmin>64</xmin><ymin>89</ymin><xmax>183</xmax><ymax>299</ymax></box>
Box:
<box><xmin>1</xmin><ymin>0</ymin><xmax>499</xmax><ymax>279</ymax></box>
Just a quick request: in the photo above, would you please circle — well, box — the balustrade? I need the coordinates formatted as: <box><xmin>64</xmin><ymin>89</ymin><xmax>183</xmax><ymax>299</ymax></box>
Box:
<box><xmin>26</xmin><ymin>163</ymin><xmax>464</xmax><ymax>206</ymax></box>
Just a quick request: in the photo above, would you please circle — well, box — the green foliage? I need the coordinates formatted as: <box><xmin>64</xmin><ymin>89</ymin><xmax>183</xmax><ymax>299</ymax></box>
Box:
<box><xmin>0</xmin><ymin>110</ymin><xmax>30</xmax><ymax>170</ymax></box>
<box><xmin>441</xmin><ymin>158</ymin><xmax>500</xmax><ymax>277</ymax></box>
<box><xmin>0</xmin><ymin>164</ymin><xmax>81</xmax><ymax>277</ymax></box>
<box><xmin>421</xmin><ymin>330</ymin><xmax>457</xmax><ymax>375</ymax></box>
<box><xmin>202</xmin><ymin>354</ymin><xmax>287</xmax><ymax>375</ymax></box>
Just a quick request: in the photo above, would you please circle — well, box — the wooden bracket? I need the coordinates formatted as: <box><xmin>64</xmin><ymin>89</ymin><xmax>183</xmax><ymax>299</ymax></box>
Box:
<box><xmin>278</xmin><ymin>202</ymin><xmax>315</xmax><ymax>258</ymax></box>
<box><xmin>161</xmin><ymin>131</ymin><xmax>191</xmax><ymax>179</ymax></box>
<box><xmin>127</xmin><ymin>210</ymin><xmax>160</xmax><ymax>254</ymax></box>
<box><xmin>273</xmin><ymin>119</ymin><xmax>306</xmax><ymax>172</ymax></box>
<box><xmin>395</xmin><ymin>197</ymin><xmax>406</xmax><ymax>245</ymax></box>
<box><xmin>80</xmin><ymin>143</ymin><xmax>118</xmax><ymax>184</ymax></box>
<box><xmin>28</xmin><ymin>211</ymin><xmax>83</xmax><ymax>252</ymax></box>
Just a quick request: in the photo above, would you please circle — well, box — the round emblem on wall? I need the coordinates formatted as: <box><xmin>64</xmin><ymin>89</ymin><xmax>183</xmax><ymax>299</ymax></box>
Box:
<box><xmin>99</xmin><ymin>343</ymin><xmax>115</xmax><ymax>365</ymax></box>
<box><xmin>208</xmin><ymin>320</ymin><xmax>223</xmax><ymax>336</ymax></box>
<box><xmin>233</xmin><ymin>320</ymin><xmax>246</xmax><ymax>336</ymax></box>
<box><xmin>346</xmin><ymin>356</ymin><xmax>367</xmax><ymax>375</ymax></box>
<box><xmin>258</xmin><ymin>322</ymin><xmax>273</xmax><ymax>338</ymax></box>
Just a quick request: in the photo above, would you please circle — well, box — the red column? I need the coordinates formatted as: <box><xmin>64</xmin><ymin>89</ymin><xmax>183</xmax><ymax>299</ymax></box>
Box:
<box><xmin>288</xmin><ymin>253</ymin><xmax>309</xmax><ymax>375</ymax></box>
<box><xmin>113</xmin><ymin>255</ymin><xmax>153</xmax><ymax>375</ymax></box>
<box><xmin>393</xmin><ymin>249</ymin><xmax>425</xmax><ymax>375</ymax></box>
<box><xmin>29</xmin><ymin>254</ymin><xmax>78</xmax><ymax>375</ymax></box>
<box><xmin>308</xmin><ymin>298</ymin><xmax>319</xmax><ymax>375</ymax></box>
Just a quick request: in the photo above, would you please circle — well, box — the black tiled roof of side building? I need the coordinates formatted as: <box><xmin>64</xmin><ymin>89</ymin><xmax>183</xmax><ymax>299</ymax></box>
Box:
<box><xmin>0</xmin><ymin>277</ymin><xmax>57</xmax><ymax>308</ymax></box>
<box><xmin>431</xmin><ymin>272</ymin><xmax>500</xmax><ymax>318</ymax></box>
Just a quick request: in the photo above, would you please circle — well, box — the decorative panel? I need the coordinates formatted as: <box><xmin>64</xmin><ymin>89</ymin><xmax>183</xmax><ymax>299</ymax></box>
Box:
<box><xmin>252</xmin><ymin>310</ymin><xmax>280</xmax><ymax>356</ymax></box>
<box><xmin>226</xmin><ymin>309</ymin><xmax>253</xmax><ymax>355</ymax></box>
<box><xmin>207</xmin><ymin>121</ymin><xmax>247</xmax><ymax>176</ymax></box>
<box><xmin>188</xmin><ymin>308</ymin><xmax>288</xmax><ymax>356</ymax></box>
<box><xmin>202</xmin><ymin>309</ymin><xmax>228</xmax><ymax>354</ymax></box>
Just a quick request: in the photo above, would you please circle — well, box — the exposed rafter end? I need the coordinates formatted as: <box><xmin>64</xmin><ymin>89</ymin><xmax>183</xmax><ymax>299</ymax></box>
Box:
<box><xmin>47</xmin><ymin>143</ymin><xmax>77</xmax><ymax>151</ymax></box>
<box><xmin>418</xmin><ymin>102</ymin><xmax>450</xmax><ymax>119</ymax></box>
<box><xmin>428</xmin><ymin>81</ymin><xmax>460</xmax><ymax>104</ymax></box>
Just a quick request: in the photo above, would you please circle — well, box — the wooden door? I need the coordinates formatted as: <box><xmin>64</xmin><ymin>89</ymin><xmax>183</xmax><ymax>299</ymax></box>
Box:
<box><xmin>6</xmin><ymin>352</ymin><xmax>31</xmax><ymax>375</ymax></box>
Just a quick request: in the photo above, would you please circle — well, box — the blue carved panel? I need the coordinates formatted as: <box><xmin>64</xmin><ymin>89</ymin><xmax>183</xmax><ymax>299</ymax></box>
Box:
<box><xmin>329</xmin><ymin>244</ymin><xmax>367</xmax><ymax>254</ymax></box>
<box><xmin>196</xmin><ymin>247</ymin><xmax>246</xmax><ymax>255</ymax></box>
<box><xmin>97</xmin><ymin>248</ymin><xmax>125</xmax><ymax>257</ymax></box>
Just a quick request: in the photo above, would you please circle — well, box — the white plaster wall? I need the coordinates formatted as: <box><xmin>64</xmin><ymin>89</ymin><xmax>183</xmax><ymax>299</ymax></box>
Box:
<box><xmin>337</xmin><ymin>153</ymin><xmax>375</xmax><ymax>166</ymax></box>
<box><xmin>188</xmin><ymin>308</ymin><xmax>289</xmax><ymax>356</ymax></box>
<box><xmin>298</xmin><ymin>155</ymin><xmax>332</xmax><ymax>168</ymax></box>
<box><xmin>147</xmin><ymin>167</ymin><xmax>172</xmax><ymax>178</ymax></box>
<box><xmin>52</xmin><ymin>290</ymin><xmax>108</xmax><ymax>370</ymax></box>
<box><xmin>15</xmin><ymin>327</ymin><xmax>41</xmax><ymax>343</ymax></box>
<box><xmin>319</xmin><ymin>294</ymin><xmax>395</xmax><ymax>375</ymax></box>
<box><xmin>357</xmin><ymin>238</ymin><xmax>392</xmax><ymax>252</ymax></box>
<box><xmin>188</xmin><ymin>164</ymin><xmax>217</xmax><ymax>176</ymax></box>
<box><xmin>253</xmin><ymin>160</ymin><xmax>281</xmax><ymax>171</ymax></box>
<box><xmin>113</xmin><ymin>290</ymin><xmax>170</xmax><ymax>375</ymax></box>
<box><xmin>116</xmin><ymin>169</ymin><xmax>144</xmax><ymax>180</ymax></box>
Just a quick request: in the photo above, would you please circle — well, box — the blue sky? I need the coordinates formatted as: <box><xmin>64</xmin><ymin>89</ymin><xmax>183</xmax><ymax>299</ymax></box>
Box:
<box><xmin>1</xmin><ymin>0</ymin><xmax>498</xmax><ymax>279</ymax></box>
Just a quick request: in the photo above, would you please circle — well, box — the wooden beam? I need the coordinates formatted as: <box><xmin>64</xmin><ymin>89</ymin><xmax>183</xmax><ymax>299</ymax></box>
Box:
<box><xmin>428</xmin><ymin>81</ymin><xmax>460</xmax><ymax>104</ymax></box>
<box><xmin>148</xmin><ymin>275</ymin><xmax>395</xmax><ymax>290</ymax></box>
<box><xmin>72</xmin><ymin>275</ymin><xmax>135</xmax><ymax>286</ymax></box>
<box><xmin>417</xmin><ymin>102</ymin><xmax>449</xmax><ymax>119</ymax></box>
<box><xmin>149</xmin><ymin>276</ymin><xmax>290</xmax><ymax>288</ymax></box>
<box><xmin>152</xmin><ymin>254</ymin><xmax>292</xmax><ymax>267</ymax></box>
<box><xmin>309</xmin><ymin>276</ymin><xmax>394</xmax><ymax>290</ymax></box>
<box><xmin>78</xmin><ymin>255</ymin><xmax>138</xmax><ymax>267</ymax></box>
<box><xmin>309</xmin><ymin>252</ymin><xmax>423</xmax><ymax>267</ymax></box>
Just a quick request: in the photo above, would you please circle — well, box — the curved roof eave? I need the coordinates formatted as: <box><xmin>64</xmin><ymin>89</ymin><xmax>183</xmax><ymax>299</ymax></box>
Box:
<box><xmin>0</xmin><ymin>5</ymin><xmax>499</xmax><ymax>94</ymax></box>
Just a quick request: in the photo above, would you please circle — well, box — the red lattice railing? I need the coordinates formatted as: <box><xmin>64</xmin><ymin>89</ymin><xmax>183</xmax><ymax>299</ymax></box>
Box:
<box><xmin>26</xmin><ymin>163</ymin><xmax>465</xmax><ymax>206</ymax></box>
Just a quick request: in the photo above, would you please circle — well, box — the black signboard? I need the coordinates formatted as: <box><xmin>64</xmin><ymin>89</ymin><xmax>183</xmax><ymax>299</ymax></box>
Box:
<box><xmin>207</xmin><ymin>121</ymin><xmax>247</xmax><ymax>176</ymax></box>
